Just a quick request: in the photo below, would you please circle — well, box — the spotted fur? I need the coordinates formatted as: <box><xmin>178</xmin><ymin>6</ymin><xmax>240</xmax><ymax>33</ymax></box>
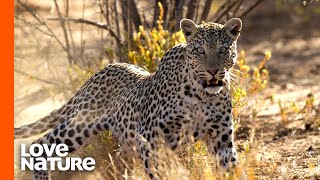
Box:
<box><xmin>15</xmin><ymin>18</ymin><xmax>242</xmax><ymax>180</ymax></box>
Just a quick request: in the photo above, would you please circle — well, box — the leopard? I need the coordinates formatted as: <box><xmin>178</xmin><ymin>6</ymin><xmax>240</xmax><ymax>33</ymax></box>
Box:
<box><xmin>15</xmin><ymin>18</ymin><xmax>242</xmax><ymax>180</ymax></box>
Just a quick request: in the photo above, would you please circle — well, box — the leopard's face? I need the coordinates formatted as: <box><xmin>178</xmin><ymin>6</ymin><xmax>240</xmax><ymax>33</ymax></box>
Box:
<box><xmin>180</xmin><ymin>18</ymin><xmax>242</xmax><ymax>94</ymax></box>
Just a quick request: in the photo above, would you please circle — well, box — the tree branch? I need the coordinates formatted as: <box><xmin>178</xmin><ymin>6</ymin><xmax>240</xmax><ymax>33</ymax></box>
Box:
<box><xmin>53</xmin><ymin>0</ymin><xmax>73</xmax><ymax>65</ymax></box>
<box><xmin>174</xmin><ymin>0</ymin><xmax>185</xmax><ymax>31</ymax></box>
<box><xmin>14</xmin><ymin>15</ymin><xmax>54</xmax><ymax>37</ymax></box>
<box><xmin>47</xmin><ymin>17</ymin><xmax>122</xmax><ymax>47</ymax></box>
<box><xmin>200</xmin><ymin>0</ymin><xmax>213</xmax><ymax>21</ymax></box>
<box><xmin>121</xmin><ymin>0</ymin><xmax>142</xmax><ymax>32</ymax></box>
<box><xmin>214</xmin><ymin>0</ymin><xmax>238</xmax><ymax>23</ymax></box>
<box><xmin>186</xmin><ymin>0</ymin><xmax>199</xmax><ymax>21</ymax></box>
<box><xmin>16</xmin><ymin>0</ymin><xmax>67</xmax><ymax>53</ymax></box>
<box><xmin>239</xmin><ymin>0</ymin><xmax>265</xmax><ymax>18</ymax></box>
<box><xmin>232</xmin><ymin>0</ymin><xmax>243</xmax><ymax>17</ymax></box>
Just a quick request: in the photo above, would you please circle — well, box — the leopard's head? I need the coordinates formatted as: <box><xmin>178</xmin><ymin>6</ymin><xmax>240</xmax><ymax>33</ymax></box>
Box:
<box><xmin>180</xmin><ymin>18</ymin><xmax>242</xmax><ymax>94</ymax></box>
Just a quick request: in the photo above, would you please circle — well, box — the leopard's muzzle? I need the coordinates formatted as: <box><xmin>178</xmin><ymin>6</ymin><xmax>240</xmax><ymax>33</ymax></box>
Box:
<box><xmin>202</xmin><ymin>69</ymin><xmax>224</xmax><ymax>94</ymax></box>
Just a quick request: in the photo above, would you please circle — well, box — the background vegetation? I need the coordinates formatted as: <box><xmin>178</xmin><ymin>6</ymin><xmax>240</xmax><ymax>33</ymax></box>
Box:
<box><xmin>14</xmin><ymin>0</ymin><xmax>320</xmax><ymax>179</ymax></box>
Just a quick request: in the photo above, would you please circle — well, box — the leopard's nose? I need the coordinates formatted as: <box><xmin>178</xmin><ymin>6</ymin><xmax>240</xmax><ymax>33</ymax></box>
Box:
<box><xmin>207</xmin><ymin>69</ymin><xmax>219</xmax><ymax>76</ymax></box>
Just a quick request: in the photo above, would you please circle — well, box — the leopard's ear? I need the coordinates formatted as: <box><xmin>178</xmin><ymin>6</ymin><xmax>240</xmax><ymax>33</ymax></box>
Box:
<box><xmin>180</xmin><ymin>19</ymin><xmax>197</xmax><ymax>42</ymax></box>
<box><xmin>223</xmin><ymin>18</ymin><xmax>242</xmax><ymax>40</ymax></box>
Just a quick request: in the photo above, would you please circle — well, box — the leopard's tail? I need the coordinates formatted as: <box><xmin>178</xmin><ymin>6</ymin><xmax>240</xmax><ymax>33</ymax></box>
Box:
<box><xmin>14</xmin><ymin>108</ymin><xmax>65</xmax><ymax>139</ymax></box>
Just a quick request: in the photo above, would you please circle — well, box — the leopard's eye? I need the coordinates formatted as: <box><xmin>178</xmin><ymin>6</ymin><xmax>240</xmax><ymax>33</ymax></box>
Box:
<box><xmin>219</xmin><ymin>47</ymin><xmax>228</xmax><ymax>54</ymax></box>
<box><xmin>196</xmin><ymin>47</ymin><xmax>205</xmax><ymax>54</ymax></box>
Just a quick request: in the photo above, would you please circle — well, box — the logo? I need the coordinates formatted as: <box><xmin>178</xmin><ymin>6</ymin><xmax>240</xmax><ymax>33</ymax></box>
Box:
<box><xmin>20</xmin><ymin>144</ymin><xmax>95</xmax><ymax>171</ymax></box>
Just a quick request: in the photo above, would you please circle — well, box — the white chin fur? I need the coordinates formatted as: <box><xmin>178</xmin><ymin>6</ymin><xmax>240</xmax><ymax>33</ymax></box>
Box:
<box><xmin>205</xmin><ymin>86</ymin><xmax>223</xmax><ymax>94</ymax></box>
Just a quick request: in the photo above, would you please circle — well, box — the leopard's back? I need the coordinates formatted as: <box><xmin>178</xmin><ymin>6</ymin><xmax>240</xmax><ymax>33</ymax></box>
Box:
<box><xmin>14</xmin><ymin>63</ymin><xmax>150</xmax><ymax>139</ymax></box>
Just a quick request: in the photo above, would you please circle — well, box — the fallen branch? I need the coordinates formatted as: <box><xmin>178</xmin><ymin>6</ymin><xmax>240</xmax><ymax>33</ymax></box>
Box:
<box><xmin>47</xmin><ymin>17</ymin><xmax>122</xmax><ymax>48</ymax></box>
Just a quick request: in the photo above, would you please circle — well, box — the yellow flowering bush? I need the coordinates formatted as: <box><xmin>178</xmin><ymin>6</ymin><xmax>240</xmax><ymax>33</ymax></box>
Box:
<box><xmin>231</xmin><ymin>50</ymin><xmax>271</xmax><ymax>121</ymax></box>
<box><xmin>128</xmin><ymin>3</ymin><xmax>185</xmax><ymax>72</ymax></box>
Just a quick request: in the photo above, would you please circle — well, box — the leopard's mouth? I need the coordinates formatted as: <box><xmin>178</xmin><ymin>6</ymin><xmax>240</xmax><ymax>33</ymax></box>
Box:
<box><xmin>201</xmin><ymin>70</ymin><xmax>224</xmax><ymax>94</ymax></box>
<box><xmin>204</xmin><ymin>77</ymin><xmax>224</xmax><ymax>88</ymax></box>
<box><xmin>204</xmin><ymin>70</ymin><xmax>224</xmax><ymax>87</ymax></box>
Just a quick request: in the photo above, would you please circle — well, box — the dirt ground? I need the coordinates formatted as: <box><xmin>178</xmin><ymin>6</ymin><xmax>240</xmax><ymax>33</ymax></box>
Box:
<box><xmin>233</xmin><ymin>4</ymin><xmax>320</xmax><ymax>179</ymax></box>
<box><xmin>14</xmin><ymin>1</ymin><xmax>320</xmax><ymax>179</ymax></box>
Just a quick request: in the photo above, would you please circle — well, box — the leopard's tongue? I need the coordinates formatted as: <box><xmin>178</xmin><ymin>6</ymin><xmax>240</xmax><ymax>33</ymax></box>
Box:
<box><xmin>206</xmin><ymin>78</ymin><xmax>223</xmax><ymax>87</ymax></box>
<box><xmin>208</xmin><ymin>78</ymin><xmax>218</xmax><ymax>85</ymax></box>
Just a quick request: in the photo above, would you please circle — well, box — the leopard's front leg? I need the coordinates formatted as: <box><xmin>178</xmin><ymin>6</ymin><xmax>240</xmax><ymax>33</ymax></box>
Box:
<box><xmin>205</xmin><ymin>111</ymin><xmax>238</xmax><ymax>170</ymax></box>
<box><xmin>136</xmin><ymin>133</ymin><xmax>162</xmax><ymax>180</ymax></box>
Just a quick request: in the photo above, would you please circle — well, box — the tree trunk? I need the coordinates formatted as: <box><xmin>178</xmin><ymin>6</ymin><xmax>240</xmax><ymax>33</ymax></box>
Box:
<box><xmin>174</xmin><ymin>0</ymin><xmax>185</xmax><ymax>32</ymax></box>
<box><xmin>120</xmin><ymin>0</ymin><xmax>128</xmax><ymax>34</ymax></box>
<box><xmin>200</xmin><ymin>0</ymin><xmax>213</xmax><ymax>21</ymax></box>
<box><xmin>120</xmin><ymin>0</ymin><xmax>142</xmax><ymax>32</ymax></box>
<box><xmin>128</xmin><ymin>0</ymin><xmax>142</xmax><ymax>32</ymax></box>
<box><xmin>113</xmin><ymin>0</ymin><xmax>120</xmax><ymax>38</ymax></box>
<box><xmin>186</xmin><ymin>0</ymin><xmax>199</xmax><ymax>21</ymax></box>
